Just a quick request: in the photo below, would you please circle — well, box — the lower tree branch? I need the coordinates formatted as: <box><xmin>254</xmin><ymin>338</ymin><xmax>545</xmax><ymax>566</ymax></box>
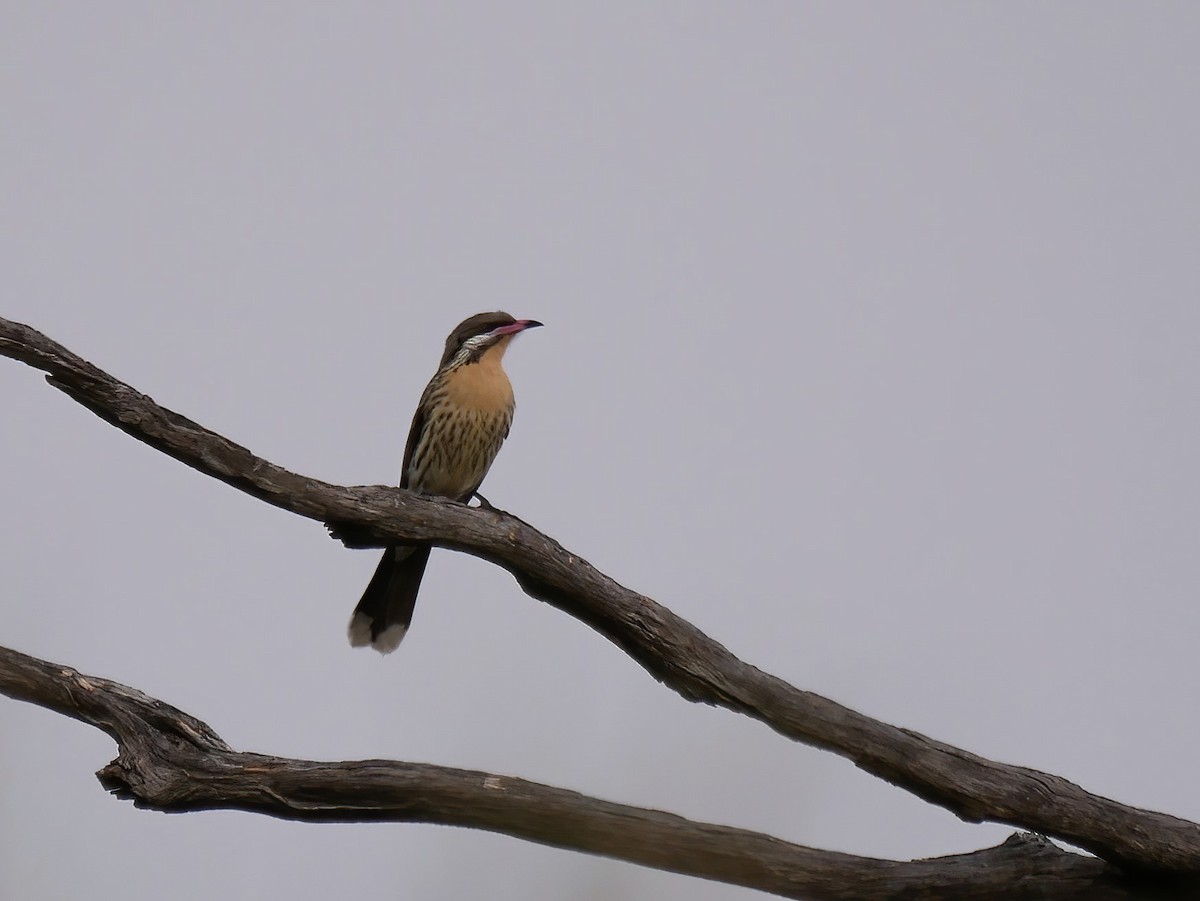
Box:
<box><xmin>2</xmin><ymin>644</ymin><xmax>1183</xmax><ymax>901</ymax></box>
<box><xmin>3</xmin><ymin>317</ymin><xmax>1200</xmax><ymax>877</ymax></box>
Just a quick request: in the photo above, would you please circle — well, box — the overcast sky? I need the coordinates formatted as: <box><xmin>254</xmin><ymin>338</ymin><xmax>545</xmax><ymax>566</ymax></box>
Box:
<box><xmin>3</xmin><ymin>3</ymin><xmax>1199</xmax><ymax>899</ymax></box>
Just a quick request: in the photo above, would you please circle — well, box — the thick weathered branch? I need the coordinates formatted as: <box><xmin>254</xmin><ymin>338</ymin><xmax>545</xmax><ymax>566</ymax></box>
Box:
<box><xmin>2</xmin><ymin>644</ymin><xmax>1183</xmax><ymax>901</ymax></box>
<box><xmin>3</xmin><ymin>316</ymin><xmax>1199</xmax><ymax>876</ymax></box>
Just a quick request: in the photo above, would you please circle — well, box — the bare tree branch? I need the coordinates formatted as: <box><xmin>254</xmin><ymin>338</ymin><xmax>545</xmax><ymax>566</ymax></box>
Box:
<box><xmin>2</xmin><ymin>644</ymin><xmax>1180</xmax><ymax>901</ymax></box>
<box><xmin>3</xmin><ymin>316</ymin><xmax>1200</xmax><ymax>878</ymax></box>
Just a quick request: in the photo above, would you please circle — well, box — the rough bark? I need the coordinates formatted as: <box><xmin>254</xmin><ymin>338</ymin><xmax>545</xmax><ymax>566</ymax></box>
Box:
<box><xmin>4</xmin><ymin>316</ymin><xmax>1200</xmax><ymax>894</ymax></box>
<box><xmin>1</xmin><ymin>644</ymin><xmax>1186</xmax><ymax>901</ymax></box>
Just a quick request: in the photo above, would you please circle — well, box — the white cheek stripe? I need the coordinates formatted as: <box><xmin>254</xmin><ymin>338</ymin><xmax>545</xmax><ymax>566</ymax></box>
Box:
<box><xmin>449</xmin><ymin>334</ymin><xmax>491</xmax><ymax>368</ymax></box>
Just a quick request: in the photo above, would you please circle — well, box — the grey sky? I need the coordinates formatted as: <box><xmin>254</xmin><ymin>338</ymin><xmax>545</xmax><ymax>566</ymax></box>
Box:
<box><xmin>3</xmin><ymin>3</ymin><xmax>1198</xmax><ymax>899</ymax></box>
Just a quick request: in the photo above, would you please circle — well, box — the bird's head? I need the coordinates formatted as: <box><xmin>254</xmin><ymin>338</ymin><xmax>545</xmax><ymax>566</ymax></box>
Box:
<box><xmin>440</xmin><ymin>311</ymin><xmax>543</xmax><ymax>368</ymax></box>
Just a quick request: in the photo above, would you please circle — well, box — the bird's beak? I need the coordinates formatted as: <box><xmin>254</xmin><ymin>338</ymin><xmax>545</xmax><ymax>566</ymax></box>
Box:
<box><xmin>490</xmin><ymin>319</ymin><xmax>544</xmax><ymax>336</ymax></box>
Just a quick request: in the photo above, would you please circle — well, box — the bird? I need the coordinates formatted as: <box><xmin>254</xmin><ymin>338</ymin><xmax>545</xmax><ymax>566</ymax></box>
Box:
<box><xmin>348</xmin><ymin>311</ymin><xmax>543</xmax><ymax>653</ymax></box>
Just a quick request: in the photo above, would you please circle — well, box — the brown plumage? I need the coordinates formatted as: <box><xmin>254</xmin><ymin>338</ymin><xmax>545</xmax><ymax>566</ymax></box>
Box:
<box><xmin>348</xmin><ymin>312</ymin><xmax>543</xmax><ymax>653</ymax></box>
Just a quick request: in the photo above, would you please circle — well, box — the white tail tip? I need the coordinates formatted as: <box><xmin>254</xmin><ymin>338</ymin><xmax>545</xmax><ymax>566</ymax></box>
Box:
<box><xmin>348</xmin><ymin>612</ymin><xmax>407</xmax><ymax>654</ymax></box>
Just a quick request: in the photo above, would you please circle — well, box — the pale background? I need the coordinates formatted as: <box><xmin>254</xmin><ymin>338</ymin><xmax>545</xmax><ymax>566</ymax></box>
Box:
<box><xmin>3</xmin><ymin>3</ymin><xmax>1198</xmax><ymax>899</ymax></box>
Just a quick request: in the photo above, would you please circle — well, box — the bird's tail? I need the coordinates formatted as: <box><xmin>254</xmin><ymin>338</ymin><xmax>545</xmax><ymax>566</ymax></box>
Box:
<box><xmin>348</xmin><ymin>543</ymin><xmax>431</xmax><ymax>653</ymax></box>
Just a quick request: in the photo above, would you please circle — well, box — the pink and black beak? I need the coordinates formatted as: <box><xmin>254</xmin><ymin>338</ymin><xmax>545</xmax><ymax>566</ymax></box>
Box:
<box><xmin>489</xmin><ymin>319</ymin><xmax>544</xmax><ymax>336</ymax></box>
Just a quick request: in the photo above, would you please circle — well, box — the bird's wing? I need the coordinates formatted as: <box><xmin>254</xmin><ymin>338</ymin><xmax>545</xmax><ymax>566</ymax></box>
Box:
<box><xmin>398</xmin><ymin>385</ymin><xmax>431</xmax><ymax>490</ymax></box>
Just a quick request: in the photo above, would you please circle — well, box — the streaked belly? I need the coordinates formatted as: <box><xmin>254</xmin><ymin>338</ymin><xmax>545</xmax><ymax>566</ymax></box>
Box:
<box><xmin>407</xmin><ymin>406</ymin><xmax>512</xmax><ymax>500</ymax></box>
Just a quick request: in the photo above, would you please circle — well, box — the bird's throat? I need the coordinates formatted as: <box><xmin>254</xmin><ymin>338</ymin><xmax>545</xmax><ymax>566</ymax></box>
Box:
<box><xmin>442</xmin><ymin>342</ymin><xmax>515</xmax><ymax>412</ymax></box>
